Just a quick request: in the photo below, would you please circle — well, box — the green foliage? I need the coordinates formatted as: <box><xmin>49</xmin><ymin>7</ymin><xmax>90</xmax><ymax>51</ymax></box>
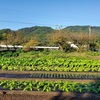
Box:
<box><xmin>87</xmin><ymin>51</ymin><xmax>100</xmax><ymax>56</ymax></box>
<box><xmin>0</xmin><ymin>56</ymin><xmax>100</xmax><ymax>72</ymax></box>
<box><xmin>89</xmin><ymin>43</ymin><xmax>97</xmax><ymax>51</ymax></box>
<box><xmin>0</xmin><ymin>49</ymin><xmax>22</xmax><ymax>57</ymax></box>
<box><xmin>0</xmin><ymin>80</ymin><xmax>100</xmax><ymax>93</ymax></box>
<box><xmin>0</xmin><ymin>29</ymin><xmax>12</xmax><ymax>34</ymax></box>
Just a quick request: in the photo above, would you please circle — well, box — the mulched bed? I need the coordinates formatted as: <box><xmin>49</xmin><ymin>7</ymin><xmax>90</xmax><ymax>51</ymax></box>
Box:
<box><xmin>0</xmin><ymin>73</ymin><xmax>100</xmax><ymax>79</ymax></box>
<box><xmin>0</xmin><ymin>71</ymin><xmax>100</xmax><ymax>79</ymax></box>
<box><xmin>0</xmin><ymin>71</ymin><xmax>100</xmax><ymax>83</ymax></box>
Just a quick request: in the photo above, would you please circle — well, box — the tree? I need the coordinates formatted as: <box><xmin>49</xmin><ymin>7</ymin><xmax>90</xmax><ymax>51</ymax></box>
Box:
<box><xmin>6</xmin><ymin>32</ymin><xmax>15</xmax><ymax>45</ymax></box>
<box><xmin>49</xmin><ymin>30</ymin><xmax>71</xmax><ymax>52</ymax></box>
<box><xmin>70</xmin><ymin>33</ymin><xmax>89</xmax><ymax>52</ymax></box>
<box><xmin>23</xmin><ymin>35</ymin><xmax>39</xmax><ymax>51</ymax></box>
<box><xmin>88</xmin><ymin>33</ymin><xmax>99</xmax><ymax>51</ymax></box>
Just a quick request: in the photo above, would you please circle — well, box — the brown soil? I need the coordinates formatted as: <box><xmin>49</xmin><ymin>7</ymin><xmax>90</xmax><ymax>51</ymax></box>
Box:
<box><xmin>0</xmin><ymin>70</ymin><xmax>100</xmax><ymax>74</ymax></box>
<box><xmin>0</xmin><ymin>90</ymin><xmax>100</xmax><ymax>100</ymax></box>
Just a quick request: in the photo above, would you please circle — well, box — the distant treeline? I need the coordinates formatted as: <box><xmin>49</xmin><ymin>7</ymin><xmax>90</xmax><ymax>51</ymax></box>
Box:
<box><xmin>1</xmin><ymin>25</ymin><xmax>100</xmax><ymax>35</ymax></box>
<box><xmin>0</xmin><ymin>26</ymin><xmax>100</xmax><ymax>52</ymax></box>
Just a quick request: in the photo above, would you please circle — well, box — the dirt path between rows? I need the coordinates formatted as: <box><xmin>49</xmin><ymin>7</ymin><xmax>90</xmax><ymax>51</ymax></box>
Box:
<box><xmin>0</xmin><ymin>70</ymin><xmax>100</xmax><ymax>74</ymax></box>
<box><xmin>0</xmin><ymin>90</ymin><xmax>100</xmax><ymax>100</ymax></box>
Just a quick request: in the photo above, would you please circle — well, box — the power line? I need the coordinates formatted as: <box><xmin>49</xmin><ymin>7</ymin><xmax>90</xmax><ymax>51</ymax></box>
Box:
<box><xmin>0</xmin><ymin>20</ymin><xmax>62</xmax><ymax>26</ymax></box>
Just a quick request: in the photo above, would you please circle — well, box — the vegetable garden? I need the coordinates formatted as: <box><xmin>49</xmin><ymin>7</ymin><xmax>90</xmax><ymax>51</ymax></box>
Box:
<box><xmin>0</xmin><ymin>80</ymin><xmax>100</xmax><ymax>93</ymax></box>
<box><xmin>0</xmin><ymin>57</ymin><xmax>100</xmax><ymax>72</ymax></box>
<box><xmin>0</xmin><ymin>51</ymin><xmax>100</xmax><ymax>100</ymax></box>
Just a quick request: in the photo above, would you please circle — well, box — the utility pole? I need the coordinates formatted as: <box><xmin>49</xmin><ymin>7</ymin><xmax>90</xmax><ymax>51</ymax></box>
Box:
<box><xmin>89</xmin><ymin>26</ymin><xmax>92</xmax><ymax>36</ymax></box>
<box><xmin>88</xmin><ymin>26</ymin><xmax>92</xmax><ymax>50</ymax></box>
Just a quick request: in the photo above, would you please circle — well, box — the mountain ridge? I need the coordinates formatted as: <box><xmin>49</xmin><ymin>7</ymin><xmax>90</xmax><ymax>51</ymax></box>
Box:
<box><xmin>0</xmin><ymin>25</ymin><xmax>100</xmax><ymax>35</ymax></box>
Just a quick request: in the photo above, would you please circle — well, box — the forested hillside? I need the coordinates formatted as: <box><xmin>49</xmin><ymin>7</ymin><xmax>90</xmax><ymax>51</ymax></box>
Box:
<box><xmin>64</xmin><ymin>26</ymin><xmax>100</xmax><ymax>34</ymax></box>
<box><xmin>1</xmin><ymin>25</ymin><xmax>100</xmax><ymax>35</ymax></box>
<box><xmin>17</xmin><ymin>26</ymin><xmax>54</xmax><ymax>35</ymax></box>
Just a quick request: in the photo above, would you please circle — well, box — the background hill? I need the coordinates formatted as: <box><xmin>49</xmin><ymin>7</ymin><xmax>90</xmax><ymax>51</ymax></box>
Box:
<box><xmin>63</xmin><ymin>26</ymin><xmax>100</xmax><ymax>34</ymax></box>
<box><xmin>0</xmin><ymin>26</ymin><xmax>100</xmax><ymax>35</ymax></box>
<box><xmin>0</xmin><ymin>29</ymin><xmax>13</xmax><ymax>34</ymax></box>
<box><xmin>0</xmin><ymin>26</ymin><xmax>54</xmax><ymax>35</ymax></box>
<box><xmin>17</xmin><ymin>26</ymin><xmax>54</xmax><ymax>35</ymax></box>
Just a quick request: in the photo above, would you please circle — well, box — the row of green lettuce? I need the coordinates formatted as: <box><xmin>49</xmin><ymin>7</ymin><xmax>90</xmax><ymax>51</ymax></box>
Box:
<box><xmin>0</xmin><ymin>80</ymin><xmax>100</xmax><ymax>93</ymax></box>
<box><xmin>0</xmin><ymin>58</ymin><xmax>100</xmax><ymax>72</ymax></box>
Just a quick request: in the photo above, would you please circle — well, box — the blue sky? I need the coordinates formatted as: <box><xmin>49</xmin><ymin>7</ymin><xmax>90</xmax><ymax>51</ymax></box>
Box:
<box><xmin>0</xmin><ymin>0</ymin><xmax>100</xmax><ymax>30</ymax></box>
